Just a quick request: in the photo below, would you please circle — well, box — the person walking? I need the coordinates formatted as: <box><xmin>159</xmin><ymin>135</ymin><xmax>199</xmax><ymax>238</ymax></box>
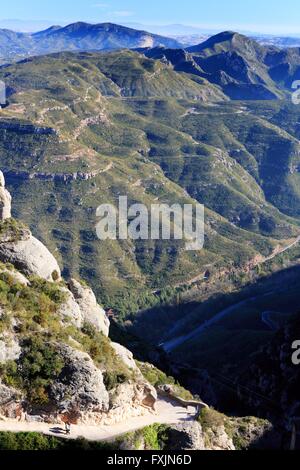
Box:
<box><xmin>65</xmin><ymin>421</ymin><xmax>71</xmax><ymax>435</ymax></box>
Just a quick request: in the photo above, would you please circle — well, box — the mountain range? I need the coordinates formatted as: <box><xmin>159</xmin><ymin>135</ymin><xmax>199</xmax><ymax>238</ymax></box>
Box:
<box><xmin>140</xmin><ymin>30</ymin><xmax>300</xmax><ymax>100</ymax></box>
<box><xmin>0</xmin><ymin>25</ymin><xmax>300</xmax><ymax>444</ymax></box>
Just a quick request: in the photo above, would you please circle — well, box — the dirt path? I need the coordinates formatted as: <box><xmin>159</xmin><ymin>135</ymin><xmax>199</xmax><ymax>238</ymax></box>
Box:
<box><xmin>0</xmin><ymin>399</ymin><xmax>197</xmax><ymax>442</ymax></box>
<box><xmin>263</xmin><ymin>235</ymin><xmax>300</xmax><ymax>262</ymax></box>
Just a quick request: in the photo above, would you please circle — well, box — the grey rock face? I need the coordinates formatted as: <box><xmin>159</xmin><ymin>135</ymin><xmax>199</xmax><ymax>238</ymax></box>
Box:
<box><xmin>57</xmin><ymin>287</ymin><xmax>83</xmax><ymax>328</ymax></box>
<box><xmin>68</xmin><ymin>279</ymin><xmax>110</xmax><ymax>336</ymax></box>
<box><xmin>49</xmin><ymin>345</ymin><xmax>109</xmax><ymax>413</ymax></box>
<box><xmin>0</xmin><ymin>382</ymin><xmax>22</xmax><ymax>405</ymax></box>
<box><xmin>111</xmin><ymin>342</ymin><xmax>140</xmax><ymax>372</ymax></box>
<box><xmin>0</xmin><ymin>381</ymin><xmax>23</xmax><ymax>419</ymax></box>
<box><xmin>167</xmin><ymin>422</ymin><xmax>206</xmax><ymax>450</ymax></box>
<box><xmin>0</xmin><ymin>235</ymin><xmax>61</xmax><ymax>282</ymax></box>
<box><xmin>0</xmin><ymin>334</ymin><xmax>21</xmax><ymax>362</ymax></box>
<box><xmin>0</xmin><ymin>171</ymin><xmax>11</xmax><ymax>220</ymax></box>
<box><xmin>109</xmin><ymin>381</ymin><xmax>157</xmax><ymax>411</ymax></box>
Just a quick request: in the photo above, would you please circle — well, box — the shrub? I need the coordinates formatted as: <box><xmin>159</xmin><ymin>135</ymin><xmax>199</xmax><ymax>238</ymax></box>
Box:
<box><xmin>0</xmin><ymin>432</ymin><xmax>118</xmax><ymax>450</ymax></box>
<box><xmin>73</xmin><ymin>322</ymin><xmax>132</xmax><ymax>390</ymax></box>
<box><xmin>2</xmin><ymin>338</ymin><xmax>65</xmax><ymax>405</ymax></box>
<box><xmin>197</xmin><ymin>408</ymin><xmax>226</xmax><ymax>432</ymax></box>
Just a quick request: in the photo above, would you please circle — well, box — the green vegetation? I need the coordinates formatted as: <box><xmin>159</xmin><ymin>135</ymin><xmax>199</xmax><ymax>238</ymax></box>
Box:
<box><xmin>0</xmin><ymin>431</ymin><xmax>118</xmax><ymax>450</ymax></box>
<box><xmin>197</xmin><ymin>406</ymin><xmax>270</xmax><ymax>450</ymax></box>
<box><xmin>0</xmin><ymin>218</ymin><xmax>29</xmax><ymax>242</ymax></box>
<box><xmin>137</xmin><ymin>362</ymin><xmax>193</xmax><ymax>400</ymax></box>
<box><xmin>73</xmin><ymin>322</ymin><xmax>132</xmax><ymax>390</ymax></box>
<box><xmin>1</xmin><ymin>339</ymin><xmax>64</xmax><ymax>405</ymax></box>
<box><xmin>197</xmin><ymin>407</ymin><xmax>226</xmax><ymax>432</ymax></box>
<box><xmin>0</xmin><ymin>269</ymin><xmax>132</xmax><ymax>401</ymax></box>
<box><xmin>122</xmin><ymin>424</ymin><xmax>170</xmax><ymax>450</ymax></box>
<box><xmin>0</xmin><ymin>425</ymin><xmax>171</xmax><ymax>451</ymax></box>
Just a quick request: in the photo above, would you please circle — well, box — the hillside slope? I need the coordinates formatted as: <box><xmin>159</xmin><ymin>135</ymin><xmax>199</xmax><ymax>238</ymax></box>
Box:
<box><xmin>141</xmin><ymin>31</ymin><xmax>300</xmax><ymax>99</ymax></box>
<box><xmin>1</xmin><ymin>51</ymin><xmax>299</xmax><ymax>315</ymax></box>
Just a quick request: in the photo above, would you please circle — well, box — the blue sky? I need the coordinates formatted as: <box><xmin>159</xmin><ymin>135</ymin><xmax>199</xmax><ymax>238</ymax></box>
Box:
<box><xmin>1</xmin><ymin>0</ymin><xmax>300</xmax><ymax>35</ymax></box>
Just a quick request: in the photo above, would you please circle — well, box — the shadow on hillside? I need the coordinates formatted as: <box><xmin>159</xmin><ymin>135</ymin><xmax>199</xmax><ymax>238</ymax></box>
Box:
<box><xmin>131</xmin><ymin>263</ymin><xmax>300</xmax><ymax>346</ymax></box>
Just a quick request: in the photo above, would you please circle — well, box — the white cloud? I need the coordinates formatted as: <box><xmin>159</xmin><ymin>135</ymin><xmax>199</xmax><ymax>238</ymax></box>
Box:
<box><xmin>111</xmin><ymin>10</ymin><xmax>135</xmax><ymax>18</ymax></box>
<box><xmin>92</xmin><ymin>3</ymin><xmax>109</xmax><ymax>8</ymax></box>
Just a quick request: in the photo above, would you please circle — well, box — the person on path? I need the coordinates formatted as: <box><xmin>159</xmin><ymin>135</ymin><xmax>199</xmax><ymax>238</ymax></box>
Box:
<box><xmin>65</xmin><ymin>421</ymin><xmax>71</xmax><ymax>435</ymax></box>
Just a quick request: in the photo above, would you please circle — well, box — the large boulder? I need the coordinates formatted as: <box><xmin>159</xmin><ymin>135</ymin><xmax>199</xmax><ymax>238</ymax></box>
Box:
<box><xmin>168</xmin><ymin>421</ymin><xmax>235</xmax><ymax>450</ymax></box>
<box><xmin>57</xmin><ymin>287</ymin><xmax>84</xmax><ymax>328</ymax></box>
<box><xmin>110</xmin><ymin>381</ymin><xmax>157</xmax><ymax>411</ymax></box>
<box><xmin>68</xmin><ymin>279</ymin><xmax>110</xmax><ymax>336</ymax></box>
<box><xmin>49</xmin><ymin>345</ymin><xmax>109</xmax><ymax>413</ymax></box>
<box><xmin>0</xmin><ymin>235</ymin><xmax>61</xmax><ymax>282</ymax></box>
<box><xmin>0</xmin><ymin>172</ymin><xmax>11</xmax><ymax>220</ymax></box>
<box><xmin>167</xmin><ymin>422</ymin><xmax>206</xmax><ymax>450</ymax></box>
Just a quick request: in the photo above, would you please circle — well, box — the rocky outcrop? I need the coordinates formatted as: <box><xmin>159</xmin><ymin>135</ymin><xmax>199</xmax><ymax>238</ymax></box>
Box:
<box><xmin>5</xmin><ymin>170</ymin><xmax>99</xmax><ymax>183</ymax></box>
<box><xmin>49</xmin><ymin>345</ymin><xmax>109</xmax><ymax>415</ymax></box>
<box><xmin>57</xmin><ymin>287</ymin><xmax>83</xmax><ymax>328</ymax></box>
<box><xmin>0</xmin><ymin>236</ymin><xmax>61</xmax><ymax>282</ymax></box>
<box><xmin>0</xmin><ymin>171</ymin><xmax>11</xmax><ymax>220</ymax></box>
<box><xmin>0</xmin><ymin>334</ymin><xmax>21</xmax><ymax>362</ymax></box>
<box><xmin>0</xmin><ymin>169</ymin><xmax>160</xmax><ymax>428</ymax></box>
<box><xmin>0</xmin><ymin>175</ymin><xmax>61</xmax><ymax>281</ymax></box>
<box><xmin>227</xmin><ymin>416</ymin><xmax>280</xmax><ymax>450</ymax></box>
<box><xmin>168</xmin><ymin>420</ymin><xmax>234</xmax><ymax>450</ymax></box>
<box><xmin>0</xmin><ymin>382</ymin><xmax>23</xmax><ymax>420</ymax></box>
<box><xmin>167</xmin><ymin>422</ymin><xmax>206</xmax><ymax>450</ymax></box>
<box><xmin>111</xmin><ymin>342</ymin><xmax>140</xmax><ymax>372</ymax></box>
<box><xmin>68</xmin><ymin>279</ymin><xmax>109</xmax><ymax>336</ymax></box>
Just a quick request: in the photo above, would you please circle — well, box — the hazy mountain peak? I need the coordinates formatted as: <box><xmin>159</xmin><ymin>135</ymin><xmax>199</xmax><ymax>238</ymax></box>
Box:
<box><xmin>186</xmin><ymin>30</ymin><xmax>258</xmax><ymax>54</ymax></box>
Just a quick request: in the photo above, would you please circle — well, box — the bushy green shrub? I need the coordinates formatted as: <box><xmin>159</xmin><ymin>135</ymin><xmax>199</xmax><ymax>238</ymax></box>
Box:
<box><xmin>137</xmin><ymin>362</ymin><xmax>193</xmax><ymax>400</ymax></box>
<box><xmin>0</xmin><ymin>218</ymin><xmax>28</xmax><ymax>242</ymax></box>
<box><xmin>122</xmin><ymin>424</ymin><xmax>169</xmax><ymax>450</ymax></box>
<box><xmin>0</xmin><ymin>432</ymin><xmax>118</xmax><ymax>450</ymax></box>
<box><xmin>1</xmin><ymin>338</ymin><xmax>64</xmax><ymax>405</ymax></box>
<box><xmin>74</xmin><ymin>322</ymin><xmax>132</xmax><ymax>390</ymax></box>
<box><xmin>197</xmin><ymin>407</ymin><xmax>226</xmax><ymax>432</ymax></box>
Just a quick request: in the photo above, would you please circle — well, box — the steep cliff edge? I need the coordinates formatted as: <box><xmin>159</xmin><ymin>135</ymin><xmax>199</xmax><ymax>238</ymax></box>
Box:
<box><xmin>0</xmin><ymin>171</ymin><xmax>157</xmax><ymax>425</ymax></box>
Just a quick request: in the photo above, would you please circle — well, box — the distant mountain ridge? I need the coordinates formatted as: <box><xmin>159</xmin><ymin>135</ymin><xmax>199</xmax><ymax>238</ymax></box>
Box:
<box><xmin>0</xmin><ymin>21</ymin><xmax>182</xmax><ymax>64</ymax></box>
<box><xmin>140</xmin><ymin>31</ymin><xmax>300</xmax><ymax>100</ymax></box>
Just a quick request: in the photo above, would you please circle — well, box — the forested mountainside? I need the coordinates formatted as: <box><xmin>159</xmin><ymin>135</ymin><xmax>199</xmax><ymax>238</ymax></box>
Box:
<box><xmin>1</xmin><ymin>46</ymin><xmax>300</xmax><ymax>311</ymax></box>
<box><xmin>0</xmin><ymin>26</ymin><xmax>300</xmax><ymax>449</ymax></box>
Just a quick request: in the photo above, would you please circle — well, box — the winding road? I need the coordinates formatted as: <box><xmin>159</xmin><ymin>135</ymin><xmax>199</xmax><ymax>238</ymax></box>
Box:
<box><xmin>0</xmin><ymin>398</ymin><xmax>197</xmax><ymax>442</ymax></box>
<box><xmin>162</xmin><ymin>290</ymin><xmax>281</xmax><ymax>353</ymax></box>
